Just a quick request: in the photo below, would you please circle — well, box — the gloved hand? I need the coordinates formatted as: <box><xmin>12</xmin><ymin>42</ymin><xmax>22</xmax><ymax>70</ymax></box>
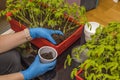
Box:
<box><xmin>21</xmin><ymin>55</ymin><xmax>56</xmax><ymax>80</ymax></box>
<box><xmin>29</xmin><ymin>28</ymin><xmax>63</xmax><ymax>44</ymax></box>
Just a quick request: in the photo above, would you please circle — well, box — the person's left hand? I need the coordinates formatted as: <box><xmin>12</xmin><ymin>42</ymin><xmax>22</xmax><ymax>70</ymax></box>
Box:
<box><xmin>29</xmin><ymin>28</ymin><xmax>63</xmax><ymax>44</ymax></box>
<box><xmin>21</xmin><ymin>55</ymin><xmax>56</xmax><ymax>80</ymax></box>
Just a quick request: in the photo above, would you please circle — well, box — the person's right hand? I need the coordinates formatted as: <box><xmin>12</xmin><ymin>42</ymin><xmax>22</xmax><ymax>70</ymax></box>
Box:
<box><xmin>21</xmin><ymin>55</ymin><xmax>56</xmax><ymax>80</ymax></box>
<box><xmin>29</xmin><ymin>28</ymin><xmax>63</xmax><ymax>44</ymax></box>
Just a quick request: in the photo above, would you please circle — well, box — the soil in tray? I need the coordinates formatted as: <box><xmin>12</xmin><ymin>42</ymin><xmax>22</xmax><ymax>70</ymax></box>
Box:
<box><xmin>41</xmin><ymin>52</ymin><xmax>53</xmax><ymax>59</ymax></box>
<box><xmin>52</xmin><ymin>34</ymin><xmax>65</xmax><ymax>44</ymax></box>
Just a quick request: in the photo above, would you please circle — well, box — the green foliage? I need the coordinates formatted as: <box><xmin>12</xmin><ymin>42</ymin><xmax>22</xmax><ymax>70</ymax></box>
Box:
<box><xmin>0</xmin><ymin>0</ymin><xmax>87</xmax><ymax>34</ymax></box>
<box><xmin>64</xmin><ymin>54</ymin><xmax>72</xmax><ymax>69</ymax></box>
<box><xmin>71</xmin><ymin>68</ymin><xmax>78</xmax><ymax>79</ymax></box>
<box><xmin>64</xmin><ymin>22</ymin><xmax>120</xmax><ymax>79</ymax></box>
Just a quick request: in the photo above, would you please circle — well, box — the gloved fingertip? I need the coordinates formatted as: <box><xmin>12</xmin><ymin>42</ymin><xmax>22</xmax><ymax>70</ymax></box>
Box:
<box><xmin>55</xmin><ymin>30</ymin><xmax>64</xmax><ymax>35</ymax></box>
<box><xmin>48</xmin><ymin>36</ymin><xmax>57</xmax><ymax>44</ymax></box>
<box><xmin>59</xmin><ymin>32</ymin><xmax>64</xmax><ymax>35</ymax></box>
<box><xmin>35</xmin><ymin>55</ymin><xmax>39</xmax><ymax>59</ymax></box>
<box><xmin>52</xmin><ymin>41</ymin><xmax>57</xmax><ymax>44</ymax></box>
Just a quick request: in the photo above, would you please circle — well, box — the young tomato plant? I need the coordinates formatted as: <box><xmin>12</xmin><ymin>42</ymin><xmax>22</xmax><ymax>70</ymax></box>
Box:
<box><xmin>64</xmin><ymin>22</ymin><xmax>120</xmax><ymax>80</ymax></box>
<box><xmin>0</xmin><ymin>0</ymin><xmax>87</xmax><ymax>33</ymax></box>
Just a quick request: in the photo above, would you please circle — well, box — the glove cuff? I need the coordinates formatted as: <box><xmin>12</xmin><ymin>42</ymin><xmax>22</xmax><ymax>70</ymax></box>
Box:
<box><xmin>29</xmin><ymin>28</ymin><xmax>36</xmax><ymax>39</ymax></box>
<box><xmin>21</xmin><ymin>70</ymin><xmax>31</xmax><ymax>80</ymax></box>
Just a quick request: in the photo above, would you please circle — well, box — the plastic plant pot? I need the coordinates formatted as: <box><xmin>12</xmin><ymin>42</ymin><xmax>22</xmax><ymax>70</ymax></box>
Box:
<box><xmin>75</xmin><ymin>69</ymin><xmax>84</xmax><ymax>80</ymax></box>
<box><xmin>84</xmin><ymin>22</ymin><xmax>100</xmax><ymax>41</ymax></box>
<box><xmin>71</xmin><ymin>46</ymin><xmax>88</xmax><ymax>63</ymax></box>
<box><xmin>9</xmin><ymin>16</ymin><xmax>84</xmax><ymax>56</ymax></box>
<box><xmin>38</xmin><ymin>46</ymin><xmax>58</xmax><ymax>63</ymax></box>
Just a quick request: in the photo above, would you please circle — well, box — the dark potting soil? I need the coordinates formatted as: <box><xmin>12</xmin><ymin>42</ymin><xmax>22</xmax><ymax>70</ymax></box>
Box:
<box><xmin>41</xmin><ymin>52</ymin><xmax>53</xmax><ymax>59</ymax></box>
<box><xmin>52</xmin><ymin>34</ymin><xmax>65</xmax><ymax>44</ymax></box>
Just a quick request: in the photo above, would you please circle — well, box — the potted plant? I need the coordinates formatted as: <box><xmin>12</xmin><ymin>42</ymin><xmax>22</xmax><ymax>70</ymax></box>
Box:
<box><xmin>84</xmin><ymin>21</ymin><xmax>100</xmax><ymax>42</ymax></box>
<box><xmin>64</xmin><ymin>22</ymin><xmax>120</xmax><ymax>80</ymax></box>
<box><xmin>71</xmin><ymin>45</ymin><xmax>88</xmax><ymax>63</ymax></box>
<box><xmin>38</xmin><ymin>46</ymin><xmax>58</xmax><ymax>63</ymax></box>
<box><xmin>0</xmin><ymin>0</ymin><xmax>88</xmax><ymax>55</ymax></box>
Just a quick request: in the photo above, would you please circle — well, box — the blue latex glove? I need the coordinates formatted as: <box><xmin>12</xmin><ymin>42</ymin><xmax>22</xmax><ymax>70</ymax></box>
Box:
<box><xmin>29</xmin><ymin>28</ymin><xmax>63</xmax><ymax>44</ymax></box>
<box><xmin>21</xmin><ymin>55</ymin><xmax>56</xmax><ymax>80</ymax></box>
